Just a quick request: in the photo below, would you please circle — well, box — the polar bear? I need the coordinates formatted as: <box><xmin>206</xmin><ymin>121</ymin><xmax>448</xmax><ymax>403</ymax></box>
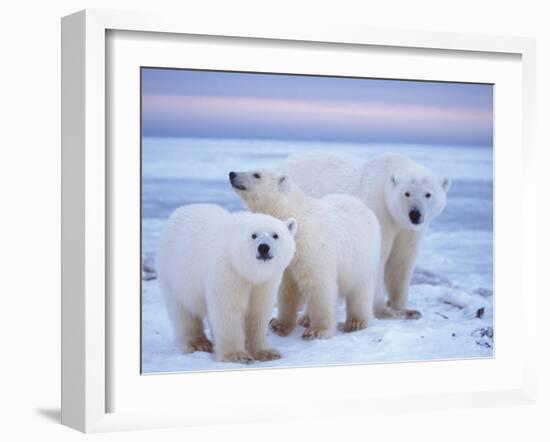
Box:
<box><xmin>157</xmin><ymin>204</ymin><xmax>297</xmax><ymax>363</ymax></box>
<box><xmin>286</xmin><ymin>152</ymin><xmax>450</xmax><ymax>319</ymax></box>
<box><xmin>229</xmin><ymin>170</ymin><xmax>381</xmax><ymax>340</ymax></box>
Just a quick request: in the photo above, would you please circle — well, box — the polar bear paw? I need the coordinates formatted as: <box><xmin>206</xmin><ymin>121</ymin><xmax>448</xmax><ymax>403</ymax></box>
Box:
<box><xmin>269</xmin><ymin>318</ymin><xmax>294</xmax><ymax>336</ymax></box>
<box><xmin>302</xmin><ymin>327</ymin><xmax>333</xmax><ymax>340</ymax></box>
<box><xmin>251</xmin><ymin>348</ymin><xmax>281</xmax><ymax>362</ymax></box>
<box><xmin>186</xmin><ymin>337</ymin><xmax>213</xmax><ymax>353</ymax></box>
<box><xmin>338</xmin><ymin>319</ymin><xmax>367</xmax><ymax>333</ymax></box>
<box><xmin>298</xmin><ymin>314</ymin><xmax>310</xmax><ymax>328</ymax></box>
<box><xmin>221</xmin><ymin>351</ymin><xmax>255</xmax><ymax>364</ymax></box>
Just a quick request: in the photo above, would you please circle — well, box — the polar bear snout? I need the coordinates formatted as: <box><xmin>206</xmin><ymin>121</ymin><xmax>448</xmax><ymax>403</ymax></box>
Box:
<box><xmin>229</xmin><ymin>171</ymin><xmax>247</xmax><ymax>191</ymax></box>
<box><xmin>409</xmin><ymin>208</ymin><xmax>423</xmax><ymax>225</ymax></box>
<box><xmin>257</xmin><ymin>243</ymin><xmax>272</xmax><ymax>260</ymax></box>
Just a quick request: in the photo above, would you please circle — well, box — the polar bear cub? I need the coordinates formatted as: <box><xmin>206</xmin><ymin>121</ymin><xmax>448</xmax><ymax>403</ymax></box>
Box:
<box><xmin>229</xmin><ymin>170</ymin><xmax>381</xmax><ymax>340</ymax></box>
<box><xmin>157</xmin><ymin>204</ymin><xmax>297</xmax><ymax>363</ymax></box>
<box><xmin>286</xmin><ymin>152</ymin><xmax>450</xmax><ymax>319</ymax></box>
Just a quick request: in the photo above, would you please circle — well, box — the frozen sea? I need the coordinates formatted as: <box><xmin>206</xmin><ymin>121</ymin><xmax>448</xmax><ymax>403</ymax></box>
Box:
<box><xmin>141</xmin><ymin>137</ymin><xmax>494</xmax><ymax>374</ymax></box>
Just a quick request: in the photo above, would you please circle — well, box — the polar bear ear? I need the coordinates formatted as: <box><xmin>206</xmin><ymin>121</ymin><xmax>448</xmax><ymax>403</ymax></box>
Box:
<box><xmin>390</xmin><ymin>174</ymin><xmax>400</xmax><ymax>187</ymax></box>
<box><xmin>285</xmin><ymin>218</ymin><xmax>298</xmax><ymax>237</ymax></box>
<box><xmin>441</xmin><ymin>177</ymin><xmax>451</xmax><ymax>192</ymax></box>
<box><xmin>278</xmin><ymin>174</ymin><xmax>291</xmax><ymax>193</ymax></box>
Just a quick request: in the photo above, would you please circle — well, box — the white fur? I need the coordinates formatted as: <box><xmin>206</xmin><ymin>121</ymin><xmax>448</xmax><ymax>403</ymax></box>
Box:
<box><xmin>286</xmin><ymin>152</ymin><xmax>450</xmax><ymax>319</ymax></box>
<box><xmin>157</xmin><ymin>204</ymin><xmax>297</xmax><ymax>363</ymax></box>
<box><xmin>230</xmin><ymin>170</ymin><xmax>381</xmax><ymax>340</ymax></box>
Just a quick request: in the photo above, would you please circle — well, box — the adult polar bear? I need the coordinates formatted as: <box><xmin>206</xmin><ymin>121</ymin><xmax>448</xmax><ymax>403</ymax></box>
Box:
<box><xmin>230</xmin><ymin>170</ymin><xmax>380</xmax><ymax>340</ymax></box>
<box><xmin>286</xmin><ymin>152</ymin><xmax>450</xmax><ymax>319</ymax></box>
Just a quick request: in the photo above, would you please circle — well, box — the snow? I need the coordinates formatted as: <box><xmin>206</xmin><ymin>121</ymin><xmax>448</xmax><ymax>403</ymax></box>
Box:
<box><xmin>141</xmin><ymin>137</ymin><xmax>494</xmax><ymax>374</ymax></box>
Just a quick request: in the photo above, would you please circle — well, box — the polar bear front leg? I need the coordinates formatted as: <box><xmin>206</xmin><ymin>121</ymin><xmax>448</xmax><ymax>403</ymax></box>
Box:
<box><xmin>299</xmin><ymin>276</ymin><xmax>337</xmax><ymax>340</ymax></box>
<box><xmin>384</xmin><ymin>229</ymin><xmax>422</xmax><ymax>319</ymax></box>
<box><xmin>269</xmin><ymin>270</ymin><xmax>302</xmax><ymax>336</ymax></box>
<box><xmin>162</xmin><ymin>294</ymin><xmax>213</xmax><ymax>354</ymax></box>
<box><xmin>207</xmin><ymin>287</ymin><xmax>254</xmax><ymax>364</ymax></box>
<box><xmin>246</xmin><ymin>282</ymin><xmax>281</xmax><ymax>362</ymax></box>
<box><xmin>373</xmin><ymin>266</ymin><xmax>394</xmax><ymax>319</ymax></box>
<box><xmin>374</xmin><ymin>256</ymin><xmax>414</xmax><ymax>320</ymax></box>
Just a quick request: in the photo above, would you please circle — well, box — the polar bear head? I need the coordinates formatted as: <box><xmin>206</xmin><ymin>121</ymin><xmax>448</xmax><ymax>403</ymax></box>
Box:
<box><xmin>229</xmin><ymin>211</ymin><xmax>297</xmax><ymax>285</ymax></box>
<box><xmin>386</xmin><ymin>172</ymin><xmax>450</xmax><ymax>231</ymax></box>
<box><xmin>228</xmin><ymin>169</ymin><xmax>294</xmax><ymax>214</ymax></box>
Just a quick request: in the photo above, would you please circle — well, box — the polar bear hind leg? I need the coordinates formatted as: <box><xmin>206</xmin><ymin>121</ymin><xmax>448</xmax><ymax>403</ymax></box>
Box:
<box><xmin>339</xmin><ymin>276</ymin><xmax>375</xmax><ymax>333</ymax></box>
<box><xmin>296</xmin><ymin>283</ymin><xmax>363</xmax><ymax>334</ymax></box>
<box><xmin>173</xmin><ymin>303</ymin><xmax>213</xmax><ymax>354</ymax></box>
<box><xmin>339</xmin><ymin>291</ymin><xmax>368</xmax><ymax>333</ymax></box>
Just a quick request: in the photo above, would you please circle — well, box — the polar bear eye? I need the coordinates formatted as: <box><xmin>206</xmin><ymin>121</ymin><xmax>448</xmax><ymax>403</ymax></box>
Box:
<box><xmin>251</xmin><ymin>233</ymin><xmax>257</xmax><ymax>239</ymax></box>
<box><xmin>404</xmin><ymin>192</ymin><xmax>410</xmax><ymax>197</ymax></box>
<box><xmin>425</xmin><ymin>192</ymin><xmax>432</xmax><ymax>198</ymax></box>
<box><xmin>253</xmin><ymin>173</ymin><xmax>261</xmax><ymax>179</ymax></box>
<box><xmin>272</xmin><ymin>233</ymin><xmax>279</xmax><ymax>239</ymax></box>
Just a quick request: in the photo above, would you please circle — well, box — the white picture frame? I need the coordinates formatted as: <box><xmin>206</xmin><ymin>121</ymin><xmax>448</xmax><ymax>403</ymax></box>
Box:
<box><xmin>61</xmin><ymin>9</ymin><xmax>537</xmax><ymax>433</ymax></box>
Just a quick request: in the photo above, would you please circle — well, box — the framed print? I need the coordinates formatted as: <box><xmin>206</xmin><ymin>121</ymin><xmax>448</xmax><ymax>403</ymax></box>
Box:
<box><xmin>61</xmin><ymin>9</ymin><xmax>537</xmax><ymax>433</ymax></box>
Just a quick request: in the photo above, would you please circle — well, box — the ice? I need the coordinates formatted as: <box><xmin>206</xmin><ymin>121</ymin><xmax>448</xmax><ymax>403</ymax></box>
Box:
<box><xmin>140</xmin><ymin>137</ymin><xmax>494</xmax><ymax>374</ymax></box>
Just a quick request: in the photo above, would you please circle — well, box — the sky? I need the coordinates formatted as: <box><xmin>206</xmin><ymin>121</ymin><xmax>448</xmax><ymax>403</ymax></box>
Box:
<box><xmin>141</xmin><ymin>68</ymin><xmax>493</xmax><ymax>146</ymax></box>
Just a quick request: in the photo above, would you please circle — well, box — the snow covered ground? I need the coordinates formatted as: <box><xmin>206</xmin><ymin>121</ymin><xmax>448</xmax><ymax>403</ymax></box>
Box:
<box><xmin>141</xmin><ymin>137</ymin><xmax>494</xmax><ymax>374</ymax></box>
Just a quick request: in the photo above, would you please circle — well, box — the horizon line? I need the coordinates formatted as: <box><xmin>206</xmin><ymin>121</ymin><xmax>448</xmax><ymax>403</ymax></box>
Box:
<box><xmin>141</xmin><ymin>134</ymin><xmax>493</xmax><ymax>149</ymax></box>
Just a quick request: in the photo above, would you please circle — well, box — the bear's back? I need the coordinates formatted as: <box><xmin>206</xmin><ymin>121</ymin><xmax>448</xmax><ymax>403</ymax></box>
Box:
<box><xmin>286</xmin><ymin>151</ymin><xmax>364</xmax><ymax>198</ymax></box>
<box><xmin>322</xmin><ymin>193</ymin><xmax>373</xmax><ymax>223</ymax></box>
<box><xmin>157</xmin><ymin>204</ymin><xmax>232</xmax><ymax>288</ymax></box>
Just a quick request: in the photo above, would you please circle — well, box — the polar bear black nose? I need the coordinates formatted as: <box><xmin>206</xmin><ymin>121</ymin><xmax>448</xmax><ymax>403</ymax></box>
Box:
<box><xmin>258</xmin><ymin>243</ymin><xmax>270</xmax><ymax>256</ymax></box>
<box><xmin>409</xmin><ymin>208</ymin><xmax>422</xmax><ymax>224</ymax></box>
<box><xmin>229</xmin><ymin>171</ymin><xmax>237</xmax><ymax>180</ymax></box>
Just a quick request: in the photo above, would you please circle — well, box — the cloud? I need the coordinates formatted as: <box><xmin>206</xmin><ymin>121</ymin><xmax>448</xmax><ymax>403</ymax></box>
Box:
<box><xmin>142</xmin><ymin>94</ymin><xmax>493</xmax><ymax>145</ymax></box>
